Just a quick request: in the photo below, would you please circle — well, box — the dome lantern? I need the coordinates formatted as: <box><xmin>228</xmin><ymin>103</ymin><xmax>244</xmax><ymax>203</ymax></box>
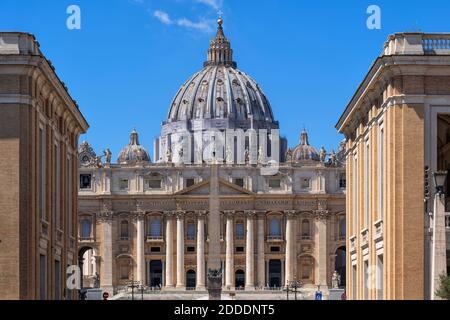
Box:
<box><xmin>118</xmin><ymin>129</ymin><xmax>151</xmax><ymax>165</ymax></box>
<box><xmin>204</xmin><ymin>18</ymin><xmax>237</xmax><ymax>68</ymax></box>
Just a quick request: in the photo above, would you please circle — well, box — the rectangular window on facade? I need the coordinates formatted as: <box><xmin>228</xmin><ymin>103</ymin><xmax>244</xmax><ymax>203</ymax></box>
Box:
<box><xmin>145</xmin><ymin>179</ymin><xmax>162</xmax><ymax>189</ymax></box>
<box><xmin>39</xmin><ymin>254</ymin><xmax>47</xmax><ymax>300</ymax></box>
<box><xmin>236</xmin><ymin>222</ymin><xmax>245</xmax><ymax>239</ymax></box>
<box><xmin>185</xmin><ymin>179</ymin><xmax>195</xmax><ymax>188</ymax></box>
<box><xmin>235</xmin><ymin>246</ymin><xmax>244</xmax><ymax>253</ymax></box>
<box><xmin>234</xmin><ymin>178</ymin><xmax>244</xmax><ymax>188</ymax></box>
<box><xmin>339</xmin><ymin>174</ymin><xmax>346</xmax><ymax>189</ymax></box>
<box><xmin>268</xmin><ymin>179</ymin><xmax>281</xmax><ymax>189</ymax></box>
<box><xmin>352</xmin><ymin>265</ymin><xmax>357</xmax><ymax>300</ymax></box>
<box><xmin>150</xmin><ymin>247</ymin><xmax>161</xmax><ymax>253</ymax></box>
<box><xmin>377</xmin><ymin>254</ymin><xmax>384</xmax><ymax>300</ymax></box>
<box><xmin>80</xmin><ymin>174</ymin><xmax>92</xmax><ymax>190</ymax></box>
<box><xmin>186</xmin><ymin>246</ymin><xmax>196</xmax><ymax>253</ymax></box>
<box><xmin>55</xmin><ymin>260</ymin><xmax>61</xmax><ymax>300</ymax></box>
<box><xmin>270</xmin><ymin>246</ymin><xmax>280</xmax><ymax>252</ymax></box>
<box><xmin>364</xmin><ymin>261</ymin><xmax>369</xmax><ymax>300</ymax></box>
<box><xmin>119</xmin><ymin>179</ymin><xmax>129</xmax><ymax>191</ymax></box>
<box><xmin>187</xmin><ymin>222</ymin><xmax>196</xmax><ymax>240</ymax></box>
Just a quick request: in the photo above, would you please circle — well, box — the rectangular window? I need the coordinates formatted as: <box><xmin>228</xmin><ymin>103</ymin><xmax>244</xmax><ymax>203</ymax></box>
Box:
<box><xmin>235</xmin><ymin>246</ymin><xmax>244</xmax><ymax>253</ymax></box>
<box><xmin>364</xmin><ymin>142</ymin><xmax>370</xmax><ymax>228</ymax></box>
<box><xmin>119</xmin><ymin>179</ymin><xmax>129</xmax><ymax>191</ymax></box>
<box><xmin>39</xmin><ymin>254</ymin><xmax>47</xmax><ymax>300</ymax></box>
<box><xmin>236</xmin><ymin>222</ymin><xmax>245</xmax><ymax>239</ymax></box>
<box><xmin>55</xmin><ymin>260</ymin><xmax>61</xmax><ymax>300</ymax></box>
<box><xmin>145</xmin><ymin>179</ymin><xmax>162</xmax><ymax>189</ymax></box>
<box><xmin>364</xmin><ymin>261</ymin><xmax>369</xmax><ymax>300</ymax></box>
<box><xmin>234</xmin><ymin>178</ymin><xmax>244</xmax><ymax>188</ymax></box>
<box><xmin>185</xmin><ymin>179</ymin><xmax>195</xmax><ymax>188</ymax></box>
<box><xmin>39</xmin><ymin>127</ymin><xmax>46</xmax><ymax>220</ymax></box>
<box><xmin>80</xmin><ymin>174</ymin><xmax>92</xmax><ymax>190</ymax></box>
<box><xmin>268</xmin><ymin>179</ymin><xmax>281</xmax><ymax>189</ymax></box>
<box><xmin>187</xmin><ymin>222</ymin><xmax>196</xmax><ymax>240</ymax></box>
<box><xmin>186</xmin><ymin>246</ymin><xmax>196</xmax><ymax>253</ymax></box>
<box><xmin>352</xmin><ymin>265</ymin><xmax>357</xmax><ymax>300</ymax></box>
<box><xmin>339</xmin><ymin>174</ymin><xmax>346</xmax><ymax>189</ymax></box>
<box><xmin>270</xmin><ymin>246</ymin><xmax>280</xmax><ymax>252</ymax></box>
<box><xmin>377</xmin><ymin>254</ymin><xmax>384</xmax><ymax>300</ymax></box>
<box><xmin>150</xmin><ymin>247</ymin><xmax>161</xmax><ymax>253</ymax></box>
<box><xmin>378</xmin><ymin>125</ymin><xmax>384</xmax><ymax>221</ymax></box>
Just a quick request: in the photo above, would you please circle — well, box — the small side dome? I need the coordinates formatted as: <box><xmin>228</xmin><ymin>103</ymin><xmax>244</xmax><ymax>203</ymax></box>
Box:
<box><xmin>117</xmin><ymin>129</ymin><xmax>151</xmax><ymax>165</ymax></box>
<box><xmin>292</xmin><ymin>128</ymin><xmax>320</xmax><ymax>162</ymax></box>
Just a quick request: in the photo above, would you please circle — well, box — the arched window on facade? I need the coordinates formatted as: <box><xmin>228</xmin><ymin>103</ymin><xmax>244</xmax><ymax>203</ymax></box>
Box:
<box><xmin>149</xmin><ymin>217</ymin><xmax>162</xmax><ymax>239</ymax></box>
<box><xmin>80</xmin><ymin>218</ymin><xmax>92</xmax><ymax>240</ymax></box>
<box><xmin>120</xmin><ymin>220</ymin><xmax>129</xmax><ymax>240</ymax></box>
<box><xmin>268</xmin><ymin>217</ymin><xmax>282</xmax><ymax>239</ymax></box>
<box><xmin>301</xmin><ymin>219</ymin><xmax>311</xmax><ymax>239</ymax></box>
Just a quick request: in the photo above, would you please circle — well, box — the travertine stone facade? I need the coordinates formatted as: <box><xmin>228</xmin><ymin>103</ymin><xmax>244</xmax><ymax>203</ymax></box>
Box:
<box><xmin>337</xmin><ymin>33</ymin><xmax>450</xmax><ymax>300</ymax></box>
<box><xmin>0</xmin><ymin>33</ymin><xmax>88</xmax><ymax>299</ymax></box>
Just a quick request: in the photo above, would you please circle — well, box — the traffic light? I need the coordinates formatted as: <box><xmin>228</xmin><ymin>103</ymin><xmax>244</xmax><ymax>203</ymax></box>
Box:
<box><xmin>424</xmin><ymin>166</ymin><xmax>430</xmax><ymax>201</ymax></box>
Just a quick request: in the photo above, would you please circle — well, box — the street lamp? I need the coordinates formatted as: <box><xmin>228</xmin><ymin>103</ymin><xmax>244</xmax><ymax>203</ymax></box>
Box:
<box><xmin>432</xmin><ymin>171</ymin><xmax>447</xmax><ymax>196</ymax></box>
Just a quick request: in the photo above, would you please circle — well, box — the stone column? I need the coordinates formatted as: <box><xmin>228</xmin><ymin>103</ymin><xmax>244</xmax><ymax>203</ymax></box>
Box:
<box><xmin>431</xmin><ymin>195</ymin><xmax>447</xmax><ymax>300</ymax></box>
<box><xmin>225</xmin><ymin>211</ymin><xmax>234</xmax><ymax>289</ymax></box>
<box><xmin>256</xmin><ymin>212</ymin><xmax>266</xmax><ymax>288</ymax></box>
<box><xmin>245</xmin><ymin>211</ymin><xmax>255</xmax><ymax>290</ymax></box>
<box><xmin>284</xmin><ymin>210</ymin><xmax>296</xmax><ymax>287</ymax></box>
<box><xmin>99</xmin><ymin>211</ymin><xmax>114</xmax><ymax>294</ymax></box>
<box><xmin>315</xmin><ymin>210</ymin><xmax>328</xmax><ymax>287</ymax></box>
<box><xmin>136</xmin><ymin>212</ymin><xmax>145</xmax><ymax>285</ymax></box>
<box><xmin>176</xmin><ymin>213</ymin><xmax>185</xmax><ymax>289</ymax></box>
<box><xmin>196</xmin><ymin>211</ymin><xmax>206</xmax><ymax>290</ymax></box>
<box><xmin>165</xmin><ymin>213</ymin><xmax>175</xmax><ymax>288</ymax></box>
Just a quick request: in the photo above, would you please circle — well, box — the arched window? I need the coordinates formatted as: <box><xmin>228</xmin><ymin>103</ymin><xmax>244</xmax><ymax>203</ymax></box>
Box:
<box><xmin>302</xmin><ymin>219</ymin><xmax>311</xmax><ymax>239</ymax></box>
<box><xmin>339</xmin><ymin>218</ymin><xmax>346</xmax><ymax>239</ymax></box>
<box><xmin>149</xmin><ymin>218</ymin><xmax>162</xmax><ymax>238</ymax></box>
<box><xmin>120</xmin><ymin>220</ymin><xmax>129</xmax><ymax>239</ymax></box>
<box><xmin>187</xmin><ymin>222</ymin><xmax>196</xmax><ymax>240</ymax></box>
<box><xmin>269</xmin><ymin>217</ymin><xmax>281</xmax><ymax>238</ymax></box>
<box><xmin>80</xmin><ymin>219</ymin><xmax>92</xmax><ymax>240</ymax></box>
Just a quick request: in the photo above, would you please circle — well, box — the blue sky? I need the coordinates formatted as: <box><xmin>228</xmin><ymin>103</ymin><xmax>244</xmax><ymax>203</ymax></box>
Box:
<box><xmin>1</xmin><ymin>0</ymin><xmax>450</xmax><ymax>159</ymax></box>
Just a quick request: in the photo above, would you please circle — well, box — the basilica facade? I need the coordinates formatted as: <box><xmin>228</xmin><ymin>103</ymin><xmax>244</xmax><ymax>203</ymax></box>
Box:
<box><xmin>77</xmin><ymin>19</ymin><xmax>346</xmax><ymax>295</ymax></box>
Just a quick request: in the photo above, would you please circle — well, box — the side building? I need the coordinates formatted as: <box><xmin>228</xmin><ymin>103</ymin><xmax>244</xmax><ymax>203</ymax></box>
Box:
<box><xmin>336</xmin><ymin>33</ymin><xmax>450</xmax><ymax>300</ymax></box>
<box><xmin>0</xmin><ymin>33</ymin><xmax>89</xmax><ymax>299</ymax></box>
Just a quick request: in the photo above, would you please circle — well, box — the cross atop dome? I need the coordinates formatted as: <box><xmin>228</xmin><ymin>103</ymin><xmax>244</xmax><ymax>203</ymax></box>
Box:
<box><xmin>204</xmin><ymin>17</ymin><xmax>237</xmax><ymax>68</ymax></box>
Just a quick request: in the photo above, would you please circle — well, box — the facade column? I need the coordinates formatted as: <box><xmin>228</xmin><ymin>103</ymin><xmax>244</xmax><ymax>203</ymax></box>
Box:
<box><xmin>225</xmin><ymin>211</ymin><xmax>234</xmax><ymax>289</ymax></box>
<box><xmin>196</xmin><ymin>211</ymin><xmax>206</xmax><ymax>290</ymax></box>
<box><xmin>176</xmin><ymin>212</ymin><xmax>185</xmax><ymax>289</ymax></box>
<box><xmin>256</xmin><ymin>212</ymin><xmax>266</xmax><ymax>288</ymax></box>
<box><xmin>245</xmin><ymin>211</ymin><xmax>255</xmax><ymax>290</ymax></box>
<box><xmin>315</xmin><ymin>210</ymin><xmax>328</xmax><ymax>287</ymax></box>
<box><xmin>284</xmin><ymin>210</ymin><xmax>296</xmax><ymax>287</ymax></box>
<box><xmin>136</xmin><ymin>212</ymin><xmax>145</xmax><ymax>285</ymax></box>
<box><xmin>164</xmin><ymin>213</ymin><xmax>175</xmax><ymax>288</ymax></box>
<box><xmin>431</xmin><ymin>194</ymin><xmax>447</xmax><ymax>299</ymax></box>
<box><xmin>99</xmin><ymin>210</ymin><xmax>114</xmax><ymax>294</ymax></box>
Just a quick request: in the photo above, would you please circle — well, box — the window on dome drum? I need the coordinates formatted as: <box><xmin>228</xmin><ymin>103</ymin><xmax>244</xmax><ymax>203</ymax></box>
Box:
<box><xmin>268</xmin><ymin>217</ymin><xmax>282</xmax><ymax>239</ymax></box>
<box><xmin>145</xmin><ymin>179</ymin><xmax>162</xmax><ymax>189</ymax></box>
<box><xmin>268</xmin><ymin>179</ymin><xmax>281</xmax><ymax>189</ymax></box>
<box><xmin>80</xmin><ymin>174</ymin><xmax>92</xmax><ymax>190</ymax></box>
<box><xmin>236</xmin><ymin>222</ymin><xmax>245</xmax><ymax>239</ymax></box>
<box><xmin>119</xmin><ymin>179</ymin><xmax>129</xmax><ymax>191</ymax></box>
<box><xmin>80</xmin><ymin>219</ymin><xmax>92</xmax><ymax>240</ymax></box>
<box><xmin>339</xmin><ymin>174</ymin><xmax>347</xmax><ymax>189</ymax></box>
<box><xmin>185</xmin><ymin>179</ymin><xmax>195</xmax><ymax>188</ymax></box>
<box><xmin>120</xmin><ymin>220</ymin><xmax>129</xmax><ymax>240</ymax></box>
<box><xmin>186</xmin><ymin>222</ymin><xmax>196</xmax><ymax>240</ymax></box>
<box><xmin>148</xmin><ymin>218</ymin><xmax>162</xmax><ymax>239</ymax></box>
<box><xmin>234</xmin><ymin>178</ymin><xmax>244</xmax><ymax>188</ymax></box>
<box><xmin>301</xmin><ymin>178</ymin><xmax>311</xmax><ymax>190</ymax></box>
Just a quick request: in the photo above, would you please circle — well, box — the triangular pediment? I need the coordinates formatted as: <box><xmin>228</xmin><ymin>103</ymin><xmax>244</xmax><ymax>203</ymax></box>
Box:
<box><xmin>175</xmin><ymin>179</ymin><xmax>253</xmax><ymax>196</ymax></box>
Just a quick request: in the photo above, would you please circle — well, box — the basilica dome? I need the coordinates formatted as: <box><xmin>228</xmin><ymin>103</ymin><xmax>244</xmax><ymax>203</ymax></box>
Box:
<box><xmin>118</xmin><ymin>129</ymin><xmax>151</xmax><ymax>164</ymax></box>
<box><xmin>292</xmin><ymin>129</ymin><xmax>320</xmax><ymax>162</ymax></box>
<box><xmin>162</xmin><ymin>18</ymin><xmax>278</xmax><ymax>130</ymax></box>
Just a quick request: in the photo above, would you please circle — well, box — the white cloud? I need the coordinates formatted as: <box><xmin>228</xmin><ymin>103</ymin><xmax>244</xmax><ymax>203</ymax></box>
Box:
<box><xmin>154</xmin><ymin>10</ymin><xmax>173</xmax><ymax>25</ymax></box>
<box><xmin>153</xmin><ymin>10</ymin><xmax>213</xmax><ymax>33</ymax></box>
<box><xmin>195</xmin><ymin>0</ymin><xmax>222</xmax><ymax>10</ymax></box>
